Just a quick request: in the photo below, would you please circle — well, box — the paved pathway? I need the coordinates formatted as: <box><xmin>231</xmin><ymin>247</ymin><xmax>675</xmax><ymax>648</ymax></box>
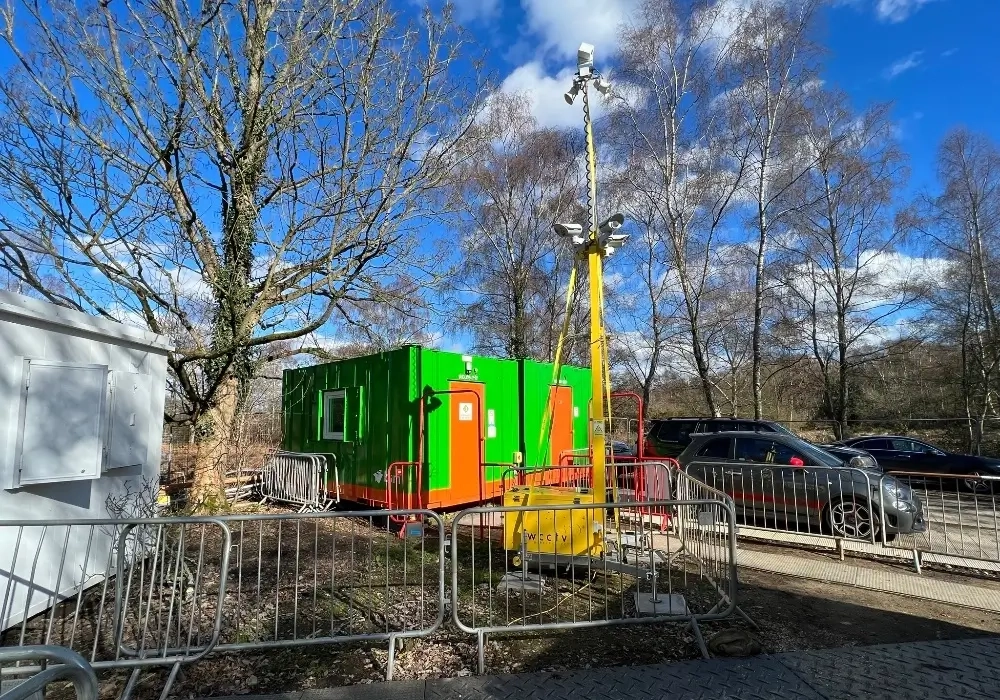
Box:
<box><xmin>737</xmin><ymin>547</ymin><xmax>1000</xmax><ymax>612</ymax></box>
<box><xmin>206</xmin><ymin>637</ymin><xmax>1000</xmax><ymax>700</ymax></box>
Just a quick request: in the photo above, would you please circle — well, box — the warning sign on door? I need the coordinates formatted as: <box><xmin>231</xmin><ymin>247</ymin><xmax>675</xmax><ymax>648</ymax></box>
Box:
<box><xmin>458</xmin><ymin>402</ymin><xmax>474</xmax><ymax>421</ymax></box>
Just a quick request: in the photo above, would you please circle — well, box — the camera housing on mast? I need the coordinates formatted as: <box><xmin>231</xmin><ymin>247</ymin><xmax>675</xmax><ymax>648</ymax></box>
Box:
<box><xmin>553</xmin><ymin>222</ymin><xmax>587</xmax><ymax>247</ymax></box>
<box><xmin>598</xmin><ymin>213</ymin><xmax>628</xmax><ymax>255</ymax></box>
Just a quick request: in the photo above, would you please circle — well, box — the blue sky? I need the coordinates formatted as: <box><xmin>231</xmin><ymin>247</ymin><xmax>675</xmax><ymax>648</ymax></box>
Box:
<box><xmin>447</xmin><ymin>0</ymin><xmax>999</xmax><ymax>196</ymax></box>
<box><xmin>424</xmin><ymin>0</ymin><xmax>997</xmax><ymax>354</ymax></box>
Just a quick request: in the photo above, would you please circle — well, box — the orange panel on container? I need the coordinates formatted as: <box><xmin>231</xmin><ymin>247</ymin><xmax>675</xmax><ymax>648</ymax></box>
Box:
<box><xmin>549</xmin><ymin>385</ymin><xmax>574</xmax><ymax>465</ymax></box>
<box><xmin>448</xmin><ymin>381</ymin><xmax>485</xmax><ymax>506</ymax></box>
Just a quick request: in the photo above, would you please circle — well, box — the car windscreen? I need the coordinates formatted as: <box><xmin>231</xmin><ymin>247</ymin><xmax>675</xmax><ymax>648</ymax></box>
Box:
<box><xmin>767</xmin><ymin>422</ymin><xmax>798</xmax><ymax>438</ymax></box>
<box><xmin>797</xmin><ymin>440</ymin><xmax>845</xmax><ymax>467</ymax></box>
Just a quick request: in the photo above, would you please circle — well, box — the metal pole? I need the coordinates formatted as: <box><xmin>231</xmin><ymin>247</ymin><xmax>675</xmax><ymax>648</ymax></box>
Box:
<box><xmin>582</xmin><ymin>82</ymin><xmax>607</xmax><ymax>507</ymax></box>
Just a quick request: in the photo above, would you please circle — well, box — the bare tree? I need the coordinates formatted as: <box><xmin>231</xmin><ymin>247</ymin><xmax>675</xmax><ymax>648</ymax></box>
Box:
<box><xmin>446</xmin><ymin>92</ymin><xmax>584</xmax><ymax>360</ymax></box>
<box><xmin>605</xmin><ymin>190</ymin><xmax>685</xmax><ymax>407</ymax></box>
<box><xmin>723</xmin><ymin>0</ymin><xmax>821</xmax><ymax>418</ymax></box>
<box><xmin>607</xmin><ymin>0</ymin><xmax>750</xmax><ymax>416</ymax></box>
<box><xmin>781</xmin><ymin>95</ymin><xmax>909</xmax><ymax>439</ymax></box>
<box><xmin>913</xmin><ymin>129</ymin><xmax>1000</xmax><ymax>451</ymax></box>
<box><xmin>0</xmin><ymin>0</ymin><xmax>479</xmax><ymax>505</ymax></box>
<box><xmin>704</xmin><ymin>269</ymin><xmax>755</xmax><ymax>416</ymax></box>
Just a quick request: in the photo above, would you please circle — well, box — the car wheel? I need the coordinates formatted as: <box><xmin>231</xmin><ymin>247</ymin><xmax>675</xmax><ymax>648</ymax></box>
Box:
<box><xmin>961</xmin><ymin>471</ymin><xmax>991</xmax><ymax>495</ymax></box>
<box><xmin>827</xmin><ymin>498</ymin><xmax>878</xmax><ymax>540</ymax></box>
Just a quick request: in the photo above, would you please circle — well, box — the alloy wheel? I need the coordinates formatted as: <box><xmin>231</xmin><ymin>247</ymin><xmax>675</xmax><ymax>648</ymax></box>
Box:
<box><xmin>829</xmin><ymin>499</ymin><xmax>876</xmax><ymax>540</ymax></box>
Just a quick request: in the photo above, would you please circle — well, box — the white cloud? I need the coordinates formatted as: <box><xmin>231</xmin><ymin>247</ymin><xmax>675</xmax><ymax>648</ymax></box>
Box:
<box><xmin>453</xmin><ymin>0</ymin><xmax>499</xmax><ymax>23</ymax></box>
<box><xmin>882</xmin><ymin>51</ymin><xmax>923</xmax><ymax>79</ymax></box>
<box><xmin>875</xmin><ymin>0</ymin><xmax>937</xmax><ymax>23</ymax></box>
<box><xmin>499</xmin><ymin>61</ymin><xmax>609</xmax><ymax>129</ymax></box>
<box><xmin>520</xmin><ymin>0</ymin><xmax>637</xmax><ymax>60</ymax></box>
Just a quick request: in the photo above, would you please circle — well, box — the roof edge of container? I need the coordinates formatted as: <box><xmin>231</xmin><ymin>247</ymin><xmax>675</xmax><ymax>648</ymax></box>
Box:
<box><xmin>0</xmin><ymin>291</ymin><xmax>174</xmax><ymax>353</ymax></box>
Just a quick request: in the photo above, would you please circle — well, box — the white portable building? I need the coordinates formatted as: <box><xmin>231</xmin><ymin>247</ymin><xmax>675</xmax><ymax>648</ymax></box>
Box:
<box><xmin>0</xmin><ymin>291</ymin><xmax>170</xmax><ymax>630</ymax></box>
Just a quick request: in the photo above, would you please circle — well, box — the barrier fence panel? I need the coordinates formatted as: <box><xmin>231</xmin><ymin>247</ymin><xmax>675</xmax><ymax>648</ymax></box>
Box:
<box><xmin>1</xmin><ymin>518</ymin><xmax>230</xmax><ymax>676</ymax></box>
<box><xmin>879</xmin><ymin>472</ymin><xmax>1000</xmax><ymax>571</ymax></box>
<box><xmin>684</xmin><ymin>462</ymin><xmax>885</xmax><ymax>545</ymax></box>
<box><xmin>209</xmin><ymin>510</ymin><xmax>445</xmax><ymax>679</ymax></box>
<box><xmin>0</xmin><ymin>645</ymin><xmax>99</xmax><ymax>700</ymax></box>
<box><xmin>2</xmin><ymin>509</ymin><xmax>443</xmax><ymax>696</ymax></box>
<box><xmin>450</xmin><ymin>492</ymin><xmax>738</xmax><ymax>674</ymax></box>
<box><xmin>258</xmin><ymin>452</ymin><xmax>338</xmax><ymax>511</ymax></box>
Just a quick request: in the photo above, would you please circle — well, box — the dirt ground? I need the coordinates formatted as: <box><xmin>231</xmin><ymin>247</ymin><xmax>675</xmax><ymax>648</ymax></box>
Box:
<box><xmin>105</xmin><ymin>547</ymin><xmax>1000</xmax><ymax>699</ymax></box>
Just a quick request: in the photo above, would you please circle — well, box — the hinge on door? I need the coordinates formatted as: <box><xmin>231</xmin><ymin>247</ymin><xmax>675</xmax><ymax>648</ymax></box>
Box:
<box><xmin>24</xmin><ymin>363</ymin><xmax>30</xmax><ymax>390</ymax></box>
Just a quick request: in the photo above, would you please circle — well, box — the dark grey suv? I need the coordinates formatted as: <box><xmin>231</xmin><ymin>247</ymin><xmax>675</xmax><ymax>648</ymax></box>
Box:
<box><xmin>678</xmin><ymin>432</ymin><xmax>924</xmax><ymax>540</ymax></box>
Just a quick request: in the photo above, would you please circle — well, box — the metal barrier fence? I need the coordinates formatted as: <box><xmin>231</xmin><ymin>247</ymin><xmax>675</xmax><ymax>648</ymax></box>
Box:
<box><xmin>684</xmin><ymin>461</ymin><xmax>883</xmax><ymax>545</ymax></box>
<box><xmin>258</xmin><ymin>452</ymin><xmax>338</xmax><ymax>511</ymax></box>
<box><xmin>0</xmin><ymin>509</ymin><xmax>443</xmax><ymax>696</ymax></box>
<box><xmin>878</xmin><ymin>472</ymin><xmax>1000</xmax><ymax>572</ymax></box>
<box><xmin>207</xmin><ymin>510</ymin><xmax>444</xmax><ymax>678</ymax></box>
<box><xmin>1</xmin><ymin>645</ymin><xmax>99</xmax><ymax>700</ymax></box>
<box><xmin>1</xmin><ymin>517</ymin><xmax>232</xmax><ymax>700</ymax></box>
<box><xmin>500</xmin><ymin>461</ymin><xmax>676</xmax><ymax>532</ymax></box>
<box><xmin>449</xmin><ymin>491</ymin><xmax>739</xmax><ymax>673</ymax></box>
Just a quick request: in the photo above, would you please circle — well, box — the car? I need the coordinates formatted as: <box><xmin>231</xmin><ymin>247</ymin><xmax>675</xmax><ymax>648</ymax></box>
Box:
<box><xmin>608</xmin><ymin>439</ymin><xmax>637</xmax><ymax>459</ymax></box>
<box><xmin>833</xmin><ymin>435</ymin><xmax>1000</xmax><ymax>492</ymax></box>
<box><xmin>644</xmin><ymin>417</ymin><xmax>879</xmax><ymax>469</ymax></box>
<box><xmin>676</xmin><ymin>431</ymin><xmax>925</xmax><ymax>540</ymax></box>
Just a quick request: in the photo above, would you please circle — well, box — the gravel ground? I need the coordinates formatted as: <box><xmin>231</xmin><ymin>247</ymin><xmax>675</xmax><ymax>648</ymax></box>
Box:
<box><xmin>91</xmin><ymin>542</ymin><xmax>1000</xmax><ymax>699</ymax></box>
<box><xmin>17</xmin><ymin>505</ymin><xmax>1000</xmax><ymax>699</ymax></box>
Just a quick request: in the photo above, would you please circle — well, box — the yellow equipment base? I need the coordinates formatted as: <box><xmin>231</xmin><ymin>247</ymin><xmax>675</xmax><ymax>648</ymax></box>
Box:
<box><xmin>503</xmin><ymin>486</ymin><xmax>604</xmax><ymax>558</ymax></box>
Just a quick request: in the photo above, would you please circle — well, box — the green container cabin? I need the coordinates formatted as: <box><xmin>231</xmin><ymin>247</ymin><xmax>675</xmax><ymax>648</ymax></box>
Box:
<box><xmin>281</xmin><ymin>346</ymin><xmax>592</xmax><ymax>510</ymax></box>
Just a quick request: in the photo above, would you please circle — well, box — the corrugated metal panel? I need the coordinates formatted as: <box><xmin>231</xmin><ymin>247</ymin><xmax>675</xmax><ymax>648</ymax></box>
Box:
<box><xmin>519</xmin><ymin>360</ymin><xmax>592</xmax><ymax>467</ymax></box>
<box><xmin>418</xmin><ymin>349</ymin><xmax>521</xmax><ymax>505</ymax></box>
<box><xmin>281</xmin><ymin>347</ymin><xmax>591</xmax><ymax>508</ymax></box>
<box><xmin>281</xmin><ymin>347</ymin><xmax>418</xmax><ymax>503</ymax></box>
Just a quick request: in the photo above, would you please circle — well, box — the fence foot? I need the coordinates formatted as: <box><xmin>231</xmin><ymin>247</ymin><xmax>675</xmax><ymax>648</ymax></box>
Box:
<box><xmin>387</xmin><ymin>635</ymin><xmax>397</xmax><ymax>681</ymax></box>
<box><xmin>120</xmin><ymin>668</ymin><xmax>142</xmax><ymax>700</ymax></box>
<box><xmin>158</xmin><ymin>662</ymin><xmax>181</xmax><ymax>700</ymax></box>
<box><xmin>837</xmin><ymin>538</ymin><xmax>845</xmax><ymax>561</ymax></box>
<box><xmin>689</xmin><ymin>618</ymin><xmax>709</xmax><ymax>659</ymax></box>
<box><xmin>477</xmin><ymin>630</ymin><xmax>486</xmax><ymax>675</ymax></box>
<box><xmin>913</xmin><ymin>549</ymin><xmax>922</xmax><ymax>575</ymax></box>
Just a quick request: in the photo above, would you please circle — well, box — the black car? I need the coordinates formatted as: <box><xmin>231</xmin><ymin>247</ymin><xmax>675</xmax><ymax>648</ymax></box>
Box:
<box><xmin>645</xmin><ymin>417</ymin><xmax>879</xmax><ymax>469</ymax></box>
<box><xmin>834</xmin><ymin>435</ymin><xmax>1000</xmax><ymax>492</ymax></box>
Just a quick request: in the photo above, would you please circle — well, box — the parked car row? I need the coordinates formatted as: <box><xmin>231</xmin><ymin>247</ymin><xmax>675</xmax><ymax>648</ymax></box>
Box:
<box><xmin>641</xmin><ymin>417</ymin><xmax>999</xmax><ymax>486</ymax></box>
<box><xmin>600</xmin><ymin>415</ymin><xmax>999</xmax><ymax>538</ymax></box>
<box><xmin>675</xmin><ymin>430</ymin><xmax>925</xmax><ymax>540</ymax></box>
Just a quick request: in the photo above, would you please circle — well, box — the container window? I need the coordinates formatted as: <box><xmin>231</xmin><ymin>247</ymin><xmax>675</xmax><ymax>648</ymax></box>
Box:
<box><xmin>322</xmin><ymin>390</ymin><xmax>346</xmax><ymax>441</ymax></box>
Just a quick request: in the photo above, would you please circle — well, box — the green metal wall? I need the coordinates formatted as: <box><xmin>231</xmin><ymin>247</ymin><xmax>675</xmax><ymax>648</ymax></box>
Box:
<box><xmin>282</xmin><ymin>346</ymin><xmax>418</xmax><ymax>497</ymax></box>
<box><xmin>520</xmin><ymin>360</ymin><xmax>593</xmax><ymax>467</ymax></box>
<box><xmin>282</xmin><ymin>345</ymin><xmax>592</xmax><ymax>507</ymax></box>
<box><xmin>417</xmin><ymin>349</ymin><xmax>522</xmax><ymax>496</ymax></box>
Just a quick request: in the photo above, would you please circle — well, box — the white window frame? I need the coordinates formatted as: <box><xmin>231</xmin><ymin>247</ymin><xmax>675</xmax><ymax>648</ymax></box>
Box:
<box><xmin>322</xmin><ymin>389</ymin><xmax>346</xmax><ymax>441</ymax></box>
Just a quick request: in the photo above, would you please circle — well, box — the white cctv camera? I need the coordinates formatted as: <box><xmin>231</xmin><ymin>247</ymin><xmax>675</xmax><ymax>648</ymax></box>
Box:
<box><xmin>553</xmin><ymin>222</ymin><xmax>584</xmax><ymax>237</ymax></box>
<box><xmin>564</xmin><ymin>82</ymin><xmax>581</xmax><ymax>105</ymax></box>
<box><xmin>604</xmin><ymin>233</ymin><xmax>629</xmax><ymax>255</ymax></box>
<box><xmin>598</xmin><ymin>213</ymin><xmax>625</xmax><ymax>234</ymax></box>
<box><xmin>595</xmin><ymin>77</ymin><xmax>612</xmax><ymax>95</ymax></box>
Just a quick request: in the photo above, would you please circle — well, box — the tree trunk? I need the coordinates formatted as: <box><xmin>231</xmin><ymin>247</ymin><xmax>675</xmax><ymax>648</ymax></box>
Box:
<box><xmin>751</xmin><ymin>208</ymin><xmax>767</xmax><ymax>419</ymax></box>
<box><xmin>191</xmin><ymin>376</ymin><xmax>240</xmax><ymax>510</ymax></box>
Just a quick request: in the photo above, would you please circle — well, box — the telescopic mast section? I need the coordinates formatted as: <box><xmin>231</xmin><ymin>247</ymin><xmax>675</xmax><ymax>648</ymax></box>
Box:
<box><xmin>554</xmin><ymin>42</ymin><xmax>627</xmax><ymax>505</ymax></box>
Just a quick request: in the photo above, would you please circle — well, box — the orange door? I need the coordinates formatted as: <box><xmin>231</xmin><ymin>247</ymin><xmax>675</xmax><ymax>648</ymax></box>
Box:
<box><xmin>549</xmin><ymin>385</ymin><xmax>574</xmax><ymax>465</ymax></box>
<box><xmin>448</xmin><ymin>381</ymin><xmax>485</xmax><ymax>506</ymax></box>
